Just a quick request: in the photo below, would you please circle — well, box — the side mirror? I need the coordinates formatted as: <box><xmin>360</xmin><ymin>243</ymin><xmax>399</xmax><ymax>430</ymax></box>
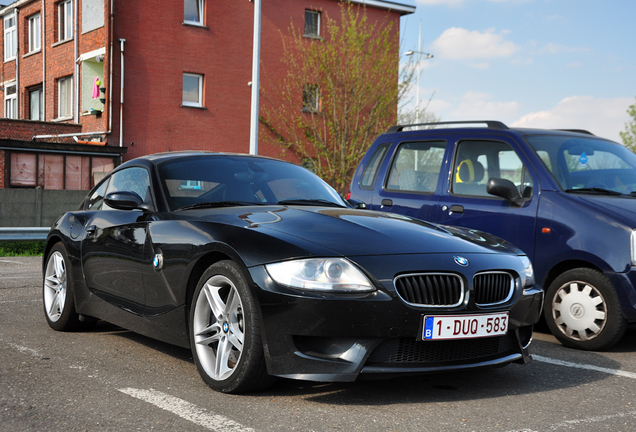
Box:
<box><xmin>104</xmin><ymin>191</ymin><xmax>144</xmax><ymax>211</ymax></box>
<box><xmin>347</xmin><ymin>198</ymin><xmax>367</xmax><ymax>209</ymax></box>
<box><xmin>486</xmin><ymin>178</ymin><xmax>524</xmax><ymax>207</ymax></box>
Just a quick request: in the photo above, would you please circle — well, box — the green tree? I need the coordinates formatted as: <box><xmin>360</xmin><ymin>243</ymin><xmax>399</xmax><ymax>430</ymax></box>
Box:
<box><xmin>260</xmin><ymin>3</ymin><xmax>416</xmax><ymax>195</ymax></box>
<box><xmin>620</xmin><ymin>98</ymin><xmax>636</xmax><ymax>152</ymax></box>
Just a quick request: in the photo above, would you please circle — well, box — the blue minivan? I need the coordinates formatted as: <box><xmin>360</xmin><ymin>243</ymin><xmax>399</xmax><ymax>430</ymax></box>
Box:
<box><xmin>349</xmin><ymin>121</ymin><xmax>636</xmax><ymax>350</ymax></box>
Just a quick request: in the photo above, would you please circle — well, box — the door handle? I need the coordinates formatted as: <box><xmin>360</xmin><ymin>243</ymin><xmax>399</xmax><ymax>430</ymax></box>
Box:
<box><xmin>85</xmin><ymin>225</ymin><xmax>97</xmax><ymax>238</ymax></box>
<box><xmin>381</xmin><ymin>199</ymin><xmax>393</xmax><ymax>208</ymax></box>
<box><xmin>449</xmin><ymin>205</ymin><xmax>464</xmax><ymax>214</ymax></box>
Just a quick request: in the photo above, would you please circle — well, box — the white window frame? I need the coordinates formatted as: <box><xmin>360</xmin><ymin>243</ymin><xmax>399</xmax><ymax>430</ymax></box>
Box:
<box><xmin>304</xmin><ymin>10</ymin><xmax>320</xmax><ymax>37</ymax></box>
<box><xmin>58</xmin><ymin>77</ymin><xmax>73</xmax><ymax>118</ymax></box>
<box><xmin>58</xmin><ymin>0</ymin><xmax>73</xmax><ymax>42</ymax></box>
<box><xmin>182</xmin><ymin>73</ymin><xmax>203</xmax><ymax>108</ymax></box>
<box><xmin>184</xmin><ymin>0</ymin><xmax>204</xmax><ymax>26</ymax></box>
<box><xmin>4</xmin><ymin>13</ymin><xmax>17</xmax><ymax>61</ymax></box>
<box><xmin>29</xmin><ymin>87</ymin><xmax>43</xmax><ymax>120</ymax></box>
<box><xmin>4</xmin><ymin>84</ymin><xmax>17</xmax><ymax>119</ymax></box>
<box><xmin>28</xmin><ymin>13</ymin><xmax>41</xmax><ymax>53</ymax></box>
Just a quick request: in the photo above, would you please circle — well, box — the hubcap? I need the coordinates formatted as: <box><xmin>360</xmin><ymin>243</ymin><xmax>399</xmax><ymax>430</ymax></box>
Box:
<box><xmin>552</xmin><ymin>281</ymin><xmax>606</xmax><ymax>341</ymax></box>
<box><xmin>193</xmin><ymin>275</ymin><xmax>245</xmax><ymax>381</ymax></box>
<box><xmin>43</xmin><ymin>251</ymin><xmax>67</xmax><ymax>322</ymax></box>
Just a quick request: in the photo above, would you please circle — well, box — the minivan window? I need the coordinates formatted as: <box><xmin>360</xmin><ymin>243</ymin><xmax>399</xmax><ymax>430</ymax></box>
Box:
<box><xmin>386</xmin><ymin>141</ymin><xmax>445</xmax><ymax>193</ymax></box>
<box><xmin>525</xmin><ymin>135</ymin><xmax>636</xmax><ymax>193</ymax></box>
<box><xmin>360</xmin><ymin>143</ymin><xmax>389</xmax><ymax>189</ymax></box>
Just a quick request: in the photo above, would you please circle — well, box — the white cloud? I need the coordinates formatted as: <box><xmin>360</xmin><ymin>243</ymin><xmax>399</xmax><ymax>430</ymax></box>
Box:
<box><xmin>431</xmin><ymin>27</ymin><xmax>519</xmax><ymax>59</ymax></box>
<box><xmin>511</xmin><ymin>96</ymin><xmax>633</xmax><ymax>143</ymax></box>
<box><xmin>449</xmin><ymin>91</ymin><xmax>520</xmax><ymax>119</ymax></box>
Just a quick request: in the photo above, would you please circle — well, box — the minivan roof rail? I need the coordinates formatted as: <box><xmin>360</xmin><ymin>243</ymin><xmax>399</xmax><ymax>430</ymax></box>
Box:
<box><xmin>386</xmin><ymin>120</ymin><xmax>509</xmax><ymax>134</ymax></box>
<box><xmin>554</xmin><ymin>129</ymin><xmax>595</xmax><ymax>136</ymax></box>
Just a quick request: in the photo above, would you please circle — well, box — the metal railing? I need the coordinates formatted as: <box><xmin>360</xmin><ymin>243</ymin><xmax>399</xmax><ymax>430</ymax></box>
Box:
<box><xmin>0</xmin><ymin>227</ymin><xmax>49</xmax><ymax>242</ymax></box>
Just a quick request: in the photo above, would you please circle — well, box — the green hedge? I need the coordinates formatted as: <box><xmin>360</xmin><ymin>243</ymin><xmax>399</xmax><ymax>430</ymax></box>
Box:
<box><xmin>0</xmin><ymin>241</ymin><xmax>45</xmax><ymax>257</ymax></box>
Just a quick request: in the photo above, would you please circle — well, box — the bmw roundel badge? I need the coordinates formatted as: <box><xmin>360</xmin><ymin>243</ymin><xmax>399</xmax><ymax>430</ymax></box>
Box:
<box><xmin>153</xmin><ymin>253</ymin><xmax>164</xmax><ymax>270</ymax></box>
<box><xmin>454</xmin><ymin>256</ymin><xmax>469</xmax><ymax>267</ymax></box>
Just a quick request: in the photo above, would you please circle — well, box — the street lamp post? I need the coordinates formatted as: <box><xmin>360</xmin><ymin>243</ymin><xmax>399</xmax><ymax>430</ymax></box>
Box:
<box><xmin>405</xmin><ymin>20</ymin><xmax>433</xmax><ymax>125</ymax></box>
<box><xmin>404</xmin><ymin>48</ymin><xmax>433</xmax><ymax>124</ymax></box>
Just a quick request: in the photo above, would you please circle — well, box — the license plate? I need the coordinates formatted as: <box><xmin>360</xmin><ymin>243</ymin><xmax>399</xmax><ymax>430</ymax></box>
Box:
<box><xmin>422</xmin><ymin>312</ymin><xmax>509</xmax><ymax>340</ymax></box>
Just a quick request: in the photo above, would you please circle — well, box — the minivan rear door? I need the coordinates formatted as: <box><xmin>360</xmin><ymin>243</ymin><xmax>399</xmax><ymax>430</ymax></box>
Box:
<box><xmin>372</xmin><ymin>140</ymin><xmax>448</xmax><ymax>222</ymax></box>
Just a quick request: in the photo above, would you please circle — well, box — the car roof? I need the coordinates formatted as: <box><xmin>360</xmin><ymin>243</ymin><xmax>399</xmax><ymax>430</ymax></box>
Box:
<box><xmin>118</xmin><ymin>151</ymin><xmax>283</xmax><ymax>168</ymax></box>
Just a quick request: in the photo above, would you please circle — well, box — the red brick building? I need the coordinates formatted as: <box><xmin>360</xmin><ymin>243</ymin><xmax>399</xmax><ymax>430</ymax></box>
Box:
<box><xmin>0</xmin><ymin>0</ymin><xmax>414</xmax><ymax>190</ymax></box>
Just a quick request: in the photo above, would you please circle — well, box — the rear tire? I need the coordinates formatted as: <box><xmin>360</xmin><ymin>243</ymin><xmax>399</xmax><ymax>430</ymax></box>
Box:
<box><xmin>189</xmin><ymin>260</ymin><xmax>276</xmax><ymax>393</ymax></box>
<box><xmin>544</xmin><ymin>268</ymin><xmax>627</xmax><ymax>350</ymax></box>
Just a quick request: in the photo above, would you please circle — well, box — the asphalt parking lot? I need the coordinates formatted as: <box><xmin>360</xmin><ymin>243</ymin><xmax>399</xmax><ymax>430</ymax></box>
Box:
<box><xmin>2</xmin><ymin>256</ymin><xmax>636</xmax><ymax>432</ymax></box>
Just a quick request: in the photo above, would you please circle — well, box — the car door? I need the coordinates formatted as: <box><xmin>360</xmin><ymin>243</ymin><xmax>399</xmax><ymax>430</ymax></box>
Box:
<box><xmin>436</xmin><ymin>139</ymin><xmax>540</xmax><ymax>258</ymax></box>
<box><xmin>372</xmin><ymin>140</ymin><xmax>448</xmax><ymax>221</ymax></box>
<box><xmin>81</xmin><ymin>166</ymin><xmax>154</xmax><ymax>315</ymax></box>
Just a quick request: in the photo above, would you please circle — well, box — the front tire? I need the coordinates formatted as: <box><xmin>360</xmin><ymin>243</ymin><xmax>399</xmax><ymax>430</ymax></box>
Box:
<box><xmin>43</xmin><ymin>243</ymin><xmax>84</xmax><ymax>331</ymax></box>
<box><xmin>544</xmin><ymin>268</ymin><xmax>627</xmax><ymax>351</ymax></box>
<box><xmin>189</xmin><ymin>260</ymin><xmax>275</xmax><ymax>393</ymax></box>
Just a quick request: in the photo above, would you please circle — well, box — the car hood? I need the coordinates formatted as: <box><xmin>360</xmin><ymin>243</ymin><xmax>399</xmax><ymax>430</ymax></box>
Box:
<box><xmin>577</xmin><ymin>195</ymin><xmax>636</xmax><ymax>221</ymax></box>
<box><xmin>187</xmin><ymin>206</ymin><xmax>522</xmax><ymax>257</ymax></box>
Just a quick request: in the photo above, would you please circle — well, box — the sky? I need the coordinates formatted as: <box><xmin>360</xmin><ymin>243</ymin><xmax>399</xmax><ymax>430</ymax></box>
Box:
<box><xmin>398</xmin><ymin>0</ymin><xmax>636</xmax><ymax>143</ymax></box>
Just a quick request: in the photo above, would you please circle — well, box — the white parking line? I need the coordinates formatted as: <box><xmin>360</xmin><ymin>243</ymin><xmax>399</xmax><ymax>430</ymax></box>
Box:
<box><xmin>506</xmin><ymin>410</ymin><xmax>636</xmax><ymax>432</ymax></box>
<box><xmin>534</xmin><ymin>354</ymin><xmax>636</xmax><ymax>379</ymax></box>
<box><xmin>8</xmin><ymin>342</ymin><xmax>42</xmax><ymax>358</ymax></box>
<box><xmin>118</xmin><ymin>388</ymin><xmax>254</xmax><ymax>432</ymax></box>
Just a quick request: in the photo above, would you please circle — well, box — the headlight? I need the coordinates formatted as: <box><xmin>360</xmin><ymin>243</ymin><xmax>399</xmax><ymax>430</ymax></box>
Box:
<box><xmin>519</xmin><ymin>256</ymin><xmax>535</xmax><ymax>287</ymax></box>
<box><xmin>266</xmin><ymin>258</ymin><xmax>375</xmax><ymax>292</ymax></box>
<box><xmin>632</xmin><ymin>229</ymin><xmax>636</xmax><ymax>266</ymax></box>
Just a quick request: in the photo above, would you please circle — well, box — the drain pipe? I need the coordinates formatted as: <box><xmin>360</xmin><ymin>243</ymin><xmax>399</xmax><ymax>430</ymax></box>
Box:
<box><xmin>119</xmin><ymin>38</ymin><xmax>125</xmax><ymax>148</ymax></box>
<box><xmin>41</xmin><ymin>0</ymin><xmax>45</xmax><ymax>119</ymax></box>
<box><xmin>14</xmin><ymin>7</ymin><xmax>19</xmax><ymax>118</ymax></box>
<box><xmin>108</xmin><ymin>0</ymin><xmax>114</xmax><ymax>133</ymax></box>
<box><xmin>74</xmin><ymin>0</ymin><xmax>78</xmax><ymax>122</ymax></box>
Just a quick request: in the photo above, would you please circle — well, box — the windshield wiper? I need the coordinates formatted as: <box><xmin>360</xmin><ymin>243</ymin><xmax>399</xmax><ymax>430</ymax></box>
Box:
<box><xmin>565</xmin><ymin>187</ymin><xmax>623</xmax><ymax>196</ymax></box>
<box><xmin>175</xmin><ymin>201</ymin><xmax>260</xmax><ymax>211</ymax></box>
<box><xmin>277</xmin><ymin>198</ymin><xmax>346</xmax><ymax>208</ymax></box>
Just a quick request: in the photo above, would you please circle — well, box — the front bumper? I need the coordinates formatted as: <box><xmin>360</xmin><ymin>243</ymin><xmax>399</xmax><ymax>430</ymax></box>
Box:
<box><xmin>248</xmin><ymin>263</ymin><xmax>544</xmax><ymax>382</ymax></box>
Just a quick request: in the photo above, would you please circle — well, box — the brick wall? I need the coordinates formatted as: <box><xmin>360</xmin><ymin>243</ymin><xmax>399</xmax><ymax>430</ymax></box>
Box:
<box><xmin>0</xmin><ymin>119</ymin><xmax>81</xmax><ymax>143</ymax></box>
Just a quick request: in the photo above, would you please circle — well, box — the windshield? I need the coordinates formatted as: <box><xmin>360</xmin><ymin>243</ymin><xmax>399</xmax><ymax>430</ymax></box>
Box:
<box><xmin>525</xmin><ymin>134</ymin><xmax>636</xmax><ymax>195</ymax></box>
<box><xmin>158</xmin><ymin>155</ymin><xmax>347</xmax><ymax>211</ymax></box>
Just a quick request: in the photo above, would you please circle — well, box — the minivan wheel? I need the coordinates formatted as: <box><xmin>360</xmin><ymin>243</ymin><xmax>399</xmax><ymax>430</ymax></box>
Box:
<box><xmin>544</xmin><ymin>268</ymin><xmax>627</xmax><ymax>351</ymax></box>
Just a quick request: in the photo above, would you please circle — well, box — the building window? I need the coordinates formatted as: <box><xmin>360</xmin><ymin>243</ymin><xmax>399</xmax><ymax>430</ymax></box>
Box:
<box><xmin>29</xmin><ymin>87</ymin><xmax>43</xmax><ymax>120</ymax></box>
<box><xmin>58</xmin><ymin>0</ymin><xmax>73</xmax><ymax>42</ymax></box>
<box><xmin>302</xmin><ymin>84</ymin><xmax>320</xmax><ymax>112</ymax></box>
<box><xmin>304</xmin><ymin>10</ymin><xmax>320</xmax><ymax>37</ymax></box>
<box><xmin>9</xmin><ymin>152</ymin><xmax>115</xmax><ymax>189</ymax></box>
<box><xmin>4</xmin><ymin>84</ymin><xmax>17</xmax><ymax>119</ymax></box>
<box><xmin>4</xmin><ymin>13</ymin><xmax>16</xmax><ymax>60</ymax></box>
<box><xmin>28</xmin><ymin>13</ymin><xmax>41</xmax><ymax>52</ymax></box>
<box><xmin>182</xmin><ymin>73</ymin><xmax>203</xmax><ymax>107</ymax></box>
<box><xmin>184</xmin><ymin>0</ymin><xmax>204</xmax><ymax>25</ymax></box>
<box><xmin>58</xmin><ymin>76</ymin><xmax>73</xmax><ymax>118</ymax></box>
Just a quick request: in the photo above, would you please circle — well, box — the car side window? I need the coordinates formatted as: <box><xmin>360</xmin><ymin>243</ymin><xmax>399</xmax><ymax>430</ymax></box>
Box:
<box><xmin>86</xmin><ymin>179</ymin><xmax>109</xmax><ymax>210</ymax></box>
<box><xmin>452</xmin><ymin>140</ymin><xmax>533</xmax><ymax>198</ymax></box>
<box><xmin>360</xmin><ymin>143</ymin><xmax>389</xmax><ymax>190</ymax></box>
<box><xmin>386</xmin><ymin>141</ymin><xmax>445</xmax><ymax>193</ymax></box>
<box><xmin>103</xmin><ymin>167</ymin><xmax>152</xmax><ymax>211</ymax></box>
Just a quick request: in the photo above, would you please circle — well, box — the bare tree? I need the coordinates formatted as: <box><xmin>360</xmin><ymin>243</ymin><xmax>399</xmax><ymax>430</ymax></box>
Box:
<box><xmin>260</xmin><ymin>3</ymin><xmax>415</xmax><ymax>195</ymax></box>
